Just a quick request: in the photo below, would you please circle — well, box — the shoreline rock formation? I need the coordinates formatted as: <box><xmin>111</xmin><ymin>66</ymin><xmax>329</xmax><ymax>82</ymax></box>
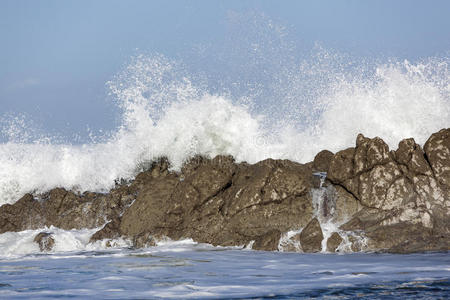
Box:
<box><xmin>1</xmin><ymin>128</ymin><xmax>449</xmax><ymax>253</ymax></box>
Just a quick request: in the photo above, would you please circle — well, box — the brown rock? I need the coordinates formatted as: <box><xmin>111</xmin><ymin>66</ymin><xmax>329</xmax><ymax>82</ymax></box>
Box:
<box><xmin>348</xmin><ymin>235</ymin><xmax>364</xmax><ymax>252</ymax></box>
<box><xmin>300</xmin><ymin>218</ymin><xmax>323</xmax><ymax>253</ymax></box>
<box><xmin>132</xmin><ymin>232</ymin><xmax>158</xmax><ymax>248</ymax></box>
<box><xmin>358</xmin><ymin>162</ymin><xmax>404</xmax><ymax>209</ymax></box>
<box><xmin>333</xmin><ymin>186</ymin><xmax>361</xmax><ymax>224</ymax></box>
<box><xmin>340</xmin><ymin>208</ymin><xmax>397</xmax><ymax>232</ymax></box>
<box><xmin>313</xmin><ymin>150</ymin><xmax>334</xmax><ymax>172</ymax></box>
<box><xmin>0</xmin><ymin>184</ymin><xmax>135</xmax><ymax>234</ymax></box>
<box><xmin>89</xmin><ymin>216</ymin><xmax>122</xmax><ymax>243</ymax></box>
<box><xmin>326</xmin><ymin>232</ymin><xmax>343</xmax><ymax>252</ymax></box>
<box><xmin>2</xmin><ymin>129</ymin><xmax>449</xmax><ymax>254</ymax></box>
<box><xmin>365</xmin><ymin>222</ymin><xmax>434</xmax><ymax>251</ymax></box>
<box><xmin>221</xmin><ymin>159</ymin><xmax>313</xmax><ymax>238</ymax></box>
<box><xmin>395</xmin><ymin>138</ymin><xmax>432</xmax><ymax>176</ymax></box>
<box><xmin>0</xmin><ymin>194</ymin><xmax>42</xmax><ymax>233</ymax></box>
<box><xmin>119</xmin><ymin>174</ymin><xmax>181</xmax><ymax>238</ymax></box>
<box><xmin>328</xmin><ymin>148</ymin><xmax>355</xmax><ymax>185</ymax></box>
<box><xmin>34</xmin><ymin>232</ymin><xmax>55</xmax><ymax>252</ymax></box>
<box><xmin>112</xmin><ymin>156</ymin><xmax>314</xmax><ymax>249</ymax></box>
<box><xmin>388</xmin><ymin>233</ymin><xmax>450</xmax><ymax>254</ymax></box>
<box><xmin>424</xmin><ymin>128</ymin><xmax>450</xmax><ymax>187</ymax></box>
<box><xmin>252</xmin><ymin>229</ymin><xmax>282</xmax><ymax>251</ymax></box>
<box><xmin>354</xmin><ymin>134</ymin><xmax>390</xmax><ymax>174</ymax></box>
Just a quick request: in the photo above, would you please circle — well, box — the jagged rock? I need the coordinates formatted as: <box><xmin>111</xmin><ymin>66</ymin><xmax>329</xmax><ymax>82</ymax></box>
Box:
<box><xmin>0</xmin><ymin>185</ymin><xmax>135</xmax><ymax>234</ymax></box>
<box><xmin>328</xmin><ymin>148</ymin><xmax>355</xmax><ymax>187</ymax></box>
<box><xmin>279</xmin><ymin>233</ymin><xmax>301</xmax><ymax>252</ymax></box>
<box><xmin>339</xmin><ymin>207</ymin><xmax>449</xmax><ymax>252</ymax></box>
<box><xmin>116</xmin><ymin>157</ymin><xmax>313</xmax><ymax>249</ymax></box>
<box><xmin>34</xmin><ymin>232</ymin><xmax>55</xmax><ymax>252</ymax></box>
<box><xmin>119</xmin><ymin>174</ymin><xmax>181</xmax><ymax>238</ymax></box>
<box><xmin>424</xmin><ymin>128</ymin><xmax>450</xmax><ymax>187</ymax></box>
<box><xmin>1</xmin><ymin>129</ymin><xmax>449</xmax><ymax>254</ymax></box>
<box><xmin>0</xmin><ymin>194</ymin><xmax>42</xmax><ymax>233</ymax></box>
<box><xmin>252</xmin><ymin>229</ymin><xmax>282</xmax><ymax>251</ymax></box>
<box><xmin>387</xmin><ymin>232</ymin><xmax>450</xmax><ymax>254</ymax></box>
<box><xmin>132</xmin><ymin>233</ymin><xmax>158</xmax><ymax>248</ymax></box>
<box><xmin>359</xmin><ymin>161</ymin><xmax>404</xmax><ymax>209</ymax></box>
<box><xmin>326</xmin><ymin>232</ymin><xmax>343</xmax><ymax>252</ymax></box>
<box><xmin>300</xmin><ymin>218</ymin><xmax>323</xmax><ymax>253</ymax></box>
<box><xmin>354</xmin><ymin>134</ymin><xmax>391</xmax><ymax>174</ymax></box>
<box><xmin>340</xmin><ymin>208</ymin><xmax>396</xmax><ymax>232</ymax></box>
<box><xmin>328</xmin><ymin>131</ymin><xmax>449</xmax><ymax>249</ymax></box>
<box><xmin>333</xmin><ymin>186</ymin><xmax>362</xmax><ymax>224</ymax></box>
<box><xmin>348</xmin><ymin>235</ymin><xmax>365</xmax><ymax>252</ymax></box>
<box><xmin>217</xmin><ymin>159</ymin><xmax>313</xmax><ymax>242</ymax></box>
<box><xmin>328</xmin><ymin>134</ymin><xmax>410</xmax><ymax>210</ymax></box>
<box><xmin>313</xmin><ymin>150</ymin><xmax>334</xmax><ymax>172</ymax></box>
<box><xmin>89</xmin><ymin>216</ymin><xmax>122</xmax><ymax>243</ymax></box>
<box><xmin>395</xmin><ymin>138</ymin><xmax>432</xmax><ymax>176</ymax></box>
<box><xmin>365</xmin><ymin>223</ymin><xmax>440</xmax><ymax>252</ymax></box>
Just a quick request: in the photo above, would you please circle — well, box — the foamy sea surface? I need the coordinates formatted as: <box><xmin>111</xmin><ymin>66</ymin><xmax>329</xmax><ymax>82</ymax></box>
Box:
<box><xmin>1</xmin><ymin>15</ymin><xmax>449</xmax><ymax>299</ymax></box>
<box><xmin>0</xmin><ymin>237</ymin><xmax>448</xmax><ymax>299</ymax></box>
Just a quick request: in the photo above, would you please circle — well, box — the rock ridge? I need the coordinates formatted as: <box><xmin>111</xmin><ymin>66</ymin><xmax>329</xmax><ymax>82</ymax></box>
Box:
<box><xmin>0</xmin><ymin>128</ymin><xmax>449</xmax><ymax>253</ymax></box>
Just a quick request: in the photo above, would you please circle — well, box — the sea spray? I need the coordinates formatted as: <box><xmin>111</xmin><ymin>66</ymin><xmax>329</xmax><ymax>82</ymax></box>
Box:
<box><xmin>1</xmin><ymin>55</ymin><xmax>449</xmax><ymax>205</ymax></box>
<box><xmin>1</xmin><ymin>20</ymin><xmax>449</xmax><ymax>207</ymax></box>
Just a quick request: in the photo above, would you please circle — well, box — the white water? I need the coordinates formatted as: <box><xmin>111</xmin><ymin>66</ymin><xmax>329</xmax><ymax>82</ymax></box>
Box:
<box><xmin>0</xmin><ymin>54</ymin><xmax>448</xmax><ymax>205</ymax></box>
<box><xmin>0</xmin><ymin>227</ymin><xmax>448</xmax><ymax>299</ymax></box>
<box><xmin>0</xmin><ymin>243</ymin><xmax>448</xmax><ymax>299</ymax></box>
<box><xmin>0</xmin><ymin>227</ymin><xmax>210</xmax><ymax>260</ymax></box>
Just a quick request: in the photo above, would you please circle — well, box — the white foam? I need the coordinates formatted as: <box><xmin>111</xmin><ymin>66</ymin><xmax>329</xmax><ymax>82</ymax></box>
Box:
<box><xmin>0</xmin><ymin>226</ymin><xmax>235</xmax><ymax>260</ymax></box>
<box><xmin>0</xmin><ymin>55</ymin><xmax>448</xmax><ymax>205</ymax></box>
<box><xmin>0</xmin><ymin>227</ymin><xmax>132</xmax><ymax>259</ymax></box>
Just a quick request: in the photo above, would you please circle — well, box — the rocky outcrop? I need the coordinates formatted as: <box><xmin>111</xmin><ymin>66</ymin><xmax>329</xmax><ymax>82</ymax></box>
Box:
<box><xmin>299</xmin><ymin>218</ymin><xmax>323</xmax><ymax>252</ymax></box>
<box><xmin>326</xmin><ymin>232</ymin><xmax>343</xmax><ymax>252</ymax></box>
<box><xmin>0</xmin><ymin>185</ymin><xmax>135</xmax><ymax>234</ymax></box>
<box><xmin>331</xmin><ymin>128</ymin><xmax>450</xmax><ymax>252</ymax></box>
<box><xmin>424</xmin><ymin>128</ymin><xmax>450</xmax><ymax>187</ymax></box>
<box><xmin>93</xmin><ymin>156</ymin><xmax>314</xmax><ymax>250</ymax></box>
<box><xmin>34</xmin><ymin>232</ymin><xmax>55</xmax><ymax>252</ymax></box>
<box><xmin>253</xmin><ymin>229</ymin><xmax>282</xmax><ymax>251</ymax></box>
<box><xmin>0</xmin><ymin>129</ymin><xmax>449</xmax><ymax>253</ymax></box>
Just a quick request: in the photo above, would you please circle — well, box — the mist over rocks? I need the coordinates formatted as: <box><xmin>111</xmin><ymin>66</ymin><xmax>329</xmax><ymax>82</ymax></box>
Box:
<box><xmin>0</xmin><ymin>129</ymin><xmax>449</xmax><ymax>253</ymax></box>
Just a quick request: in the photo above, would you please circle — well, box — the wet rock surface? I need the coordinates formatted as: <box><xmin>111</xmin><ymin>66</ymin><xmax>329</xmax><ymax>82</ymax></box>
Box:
<box><xmin>299</xmin><ymin>218</ymin><xmax>324</xmax><ymax>253</ymax></box>
<box><xmin>103</xmin><ymin>156</ymin><xmax>314</xmax><ymax>250</ymax></box>
<box><xmin>1</xmin><ymin>129</ymin><xmax>449</xmax><ymax>253</ymax></box>
<box><xmin>327</xmin><ymin>232</ymin><xmax>343</xmax><ymax>252</ymax></box>
<box><xmin>34</xmin><ymin>232</ymin><xmax>55</xmax><ymax>252</ymax></box>
<box><xmin>0</xmin><ymin>186</ymin><xmax>135</xmax><ymax>234</ymax></box>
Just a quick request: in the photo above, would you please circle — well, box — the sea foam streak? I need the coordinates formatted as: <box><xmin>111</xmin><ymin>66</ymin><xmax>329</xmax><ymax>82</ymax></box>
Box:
<box><xmin>0</xmin><ymin>53</ymin><xmax>449</xmax><ymax>205</ymax></box>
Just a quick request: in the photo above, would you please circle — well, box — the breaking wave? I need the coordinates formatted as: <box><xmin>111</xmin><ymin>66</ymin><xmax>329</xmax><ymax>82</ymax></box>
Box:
<box><xmin>0</xmin><ymin>16</ymin><xmax>449</xmax><ymax>205</ymax></box>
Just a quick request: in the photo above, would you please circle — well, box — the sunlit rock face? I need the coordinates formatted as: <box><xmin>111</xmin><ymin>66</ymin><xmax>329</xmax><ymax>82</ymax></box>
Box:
<box><xmin>331</xmin><ymin>128</ymin><xmax>450</xmax><ymax>253</ymax></box>
<box><xmin>1</xmin><ymin>129</ymin><xmax>449</xmax><ymax>253</ymax></box>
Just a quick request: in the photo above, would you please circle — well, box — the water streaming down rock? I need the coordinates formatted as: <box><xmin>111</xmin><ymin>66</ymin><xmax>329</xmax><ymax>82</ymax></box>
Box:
<box><xmin>311</xmin><ymin>172</ymin><xmax>339</xmax><ymax>252</ymax></box>
<box><xmin>280</xmin><ymin>171</ymin><xmax>366</xmax><ymax>253</ymax></box>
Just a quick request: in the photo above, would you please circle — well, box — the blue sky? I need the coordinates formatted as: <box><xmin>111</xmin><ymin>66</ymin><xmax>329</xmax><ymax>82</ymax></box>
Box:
<box><xmin>1</xmin><ymin>0</ymin><xmax>449</xmax><ymax>141</ymax></box>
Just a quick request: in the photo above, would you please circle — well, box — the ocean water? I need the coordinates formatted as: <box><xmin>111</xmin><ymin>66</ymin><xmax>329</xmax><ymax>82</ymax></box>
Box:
<box><xmin>1</xmin><ymin>15</ymin><xmax>449</xmax><ymax>299</ymax></box>
<box><xmin>0</xmin><ymin>239</ymin><xmax>449</xmax><ymax>299</ymax></box>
